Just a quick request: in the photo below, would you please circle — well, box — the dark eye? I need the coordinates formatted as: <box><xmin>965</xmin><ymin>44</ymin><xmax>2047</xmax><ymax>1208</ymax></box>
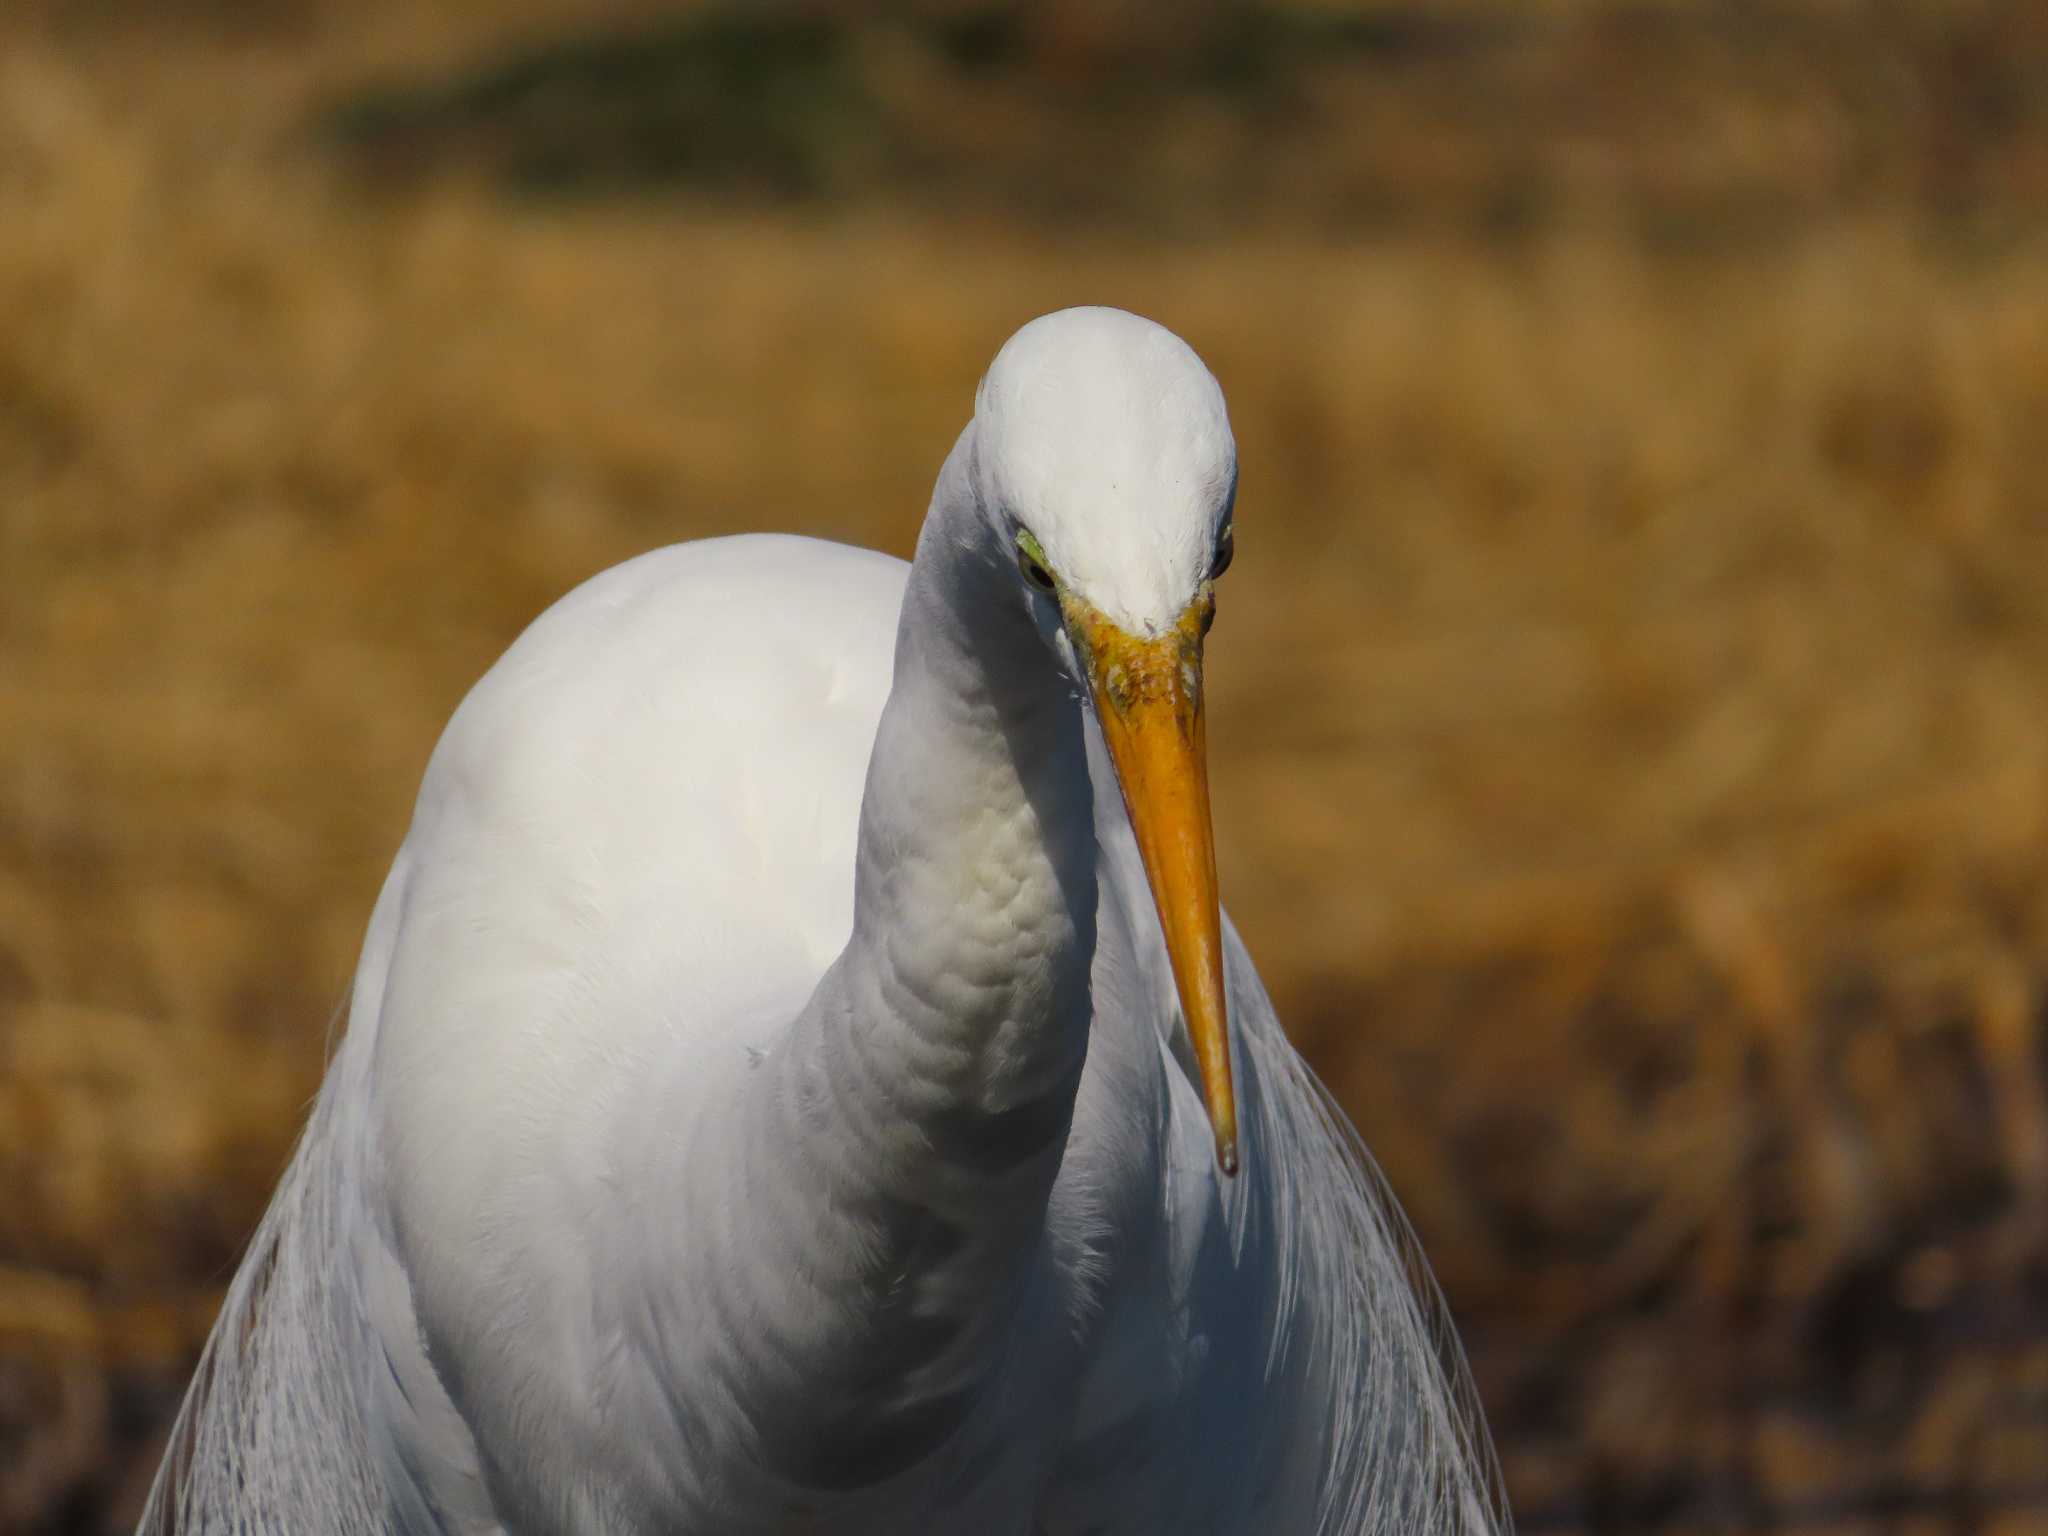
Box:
<box><xmin>1210</xmin><ymin>523</ymin><xmax>1234</xmax><ymax>580</ymax></box>
<box><xmin>1018</xmin><ymin>547</ymin><xmax>1056</xmax><ymax>592</ymax></box>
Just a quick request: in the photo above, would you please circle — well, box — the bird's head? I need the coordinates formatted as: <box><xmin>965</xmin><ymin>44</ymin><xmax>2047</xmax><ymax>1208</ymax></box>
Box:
<box><xmin>970</xmin><ymin>307</ymin><xmax>1241</xmax><ymax>1173</ymax></box>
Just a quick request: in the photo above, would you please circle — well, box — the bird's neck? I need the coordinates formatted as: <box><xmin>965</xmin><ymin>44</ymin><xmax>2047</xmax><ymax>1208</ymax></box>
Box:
<box><xmin>833</xmin><ymin>489</ymin><xmax>1100</xmax><ymax>1179</ymax></box>
<box><xmin>717</xmin><ymin>453</ymin><xmax>1100</xmax><ymax>1491</ymax></box>
<box><xmin>783</xmin><ymin>469</ymin><xmax>1098</xmax><ymax>1209</ymax></box>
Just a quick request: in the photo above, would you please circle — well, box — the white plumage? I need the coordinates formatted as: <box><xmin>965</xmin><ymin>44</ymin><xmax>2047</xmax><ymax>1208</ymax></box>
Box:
<box><xmin>142</xmin><ymin>308</ymin><xmax>1509</xmax><ymax>1534</ymax></box>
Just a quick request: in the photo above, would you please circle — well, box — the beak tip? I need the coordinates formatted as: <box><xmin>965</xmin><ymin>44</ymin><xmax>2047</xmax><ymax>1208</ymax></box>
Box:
<box><xmin>1216</xmin><ymin>1129</ymin><xmax>1239</xmax><ymax>1178</ymax></box>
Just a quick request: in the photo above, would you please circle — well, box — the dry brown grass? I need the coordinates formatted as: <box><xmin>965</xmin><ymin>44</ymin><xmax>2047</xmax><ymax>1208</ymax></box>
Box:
<box><xmin>3</xmin><ymin>5</ymin><xmax>2047</xmax><ymax>1531</ymax></box>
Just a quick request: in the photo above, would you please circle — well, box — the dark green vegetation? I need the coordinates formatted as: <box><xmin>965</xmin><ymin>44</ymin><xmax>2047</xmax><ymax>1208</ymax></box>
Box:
<box><xmin>315</xmin><ymin>3</ymin><xmax>2048</xmax><ymax>238</ymax></box>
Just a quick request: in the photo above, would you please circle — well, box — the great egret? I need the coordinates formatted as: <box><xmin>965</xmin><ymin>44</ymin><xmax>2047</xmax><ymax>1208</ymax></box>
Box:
<box><xmin>141</xmin><ymin>308</ymin><xmax>1509</xmax><ymax>1534</ymax></box>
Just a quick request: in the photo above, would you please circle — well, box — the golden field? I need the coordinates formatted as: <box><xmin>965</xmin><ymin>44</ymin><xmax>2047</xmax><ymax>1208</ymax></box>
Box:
<box><xmin>2</xmin><ymin>3</ymin><xmax>2047</xmax><ymax>1530</ymax></box>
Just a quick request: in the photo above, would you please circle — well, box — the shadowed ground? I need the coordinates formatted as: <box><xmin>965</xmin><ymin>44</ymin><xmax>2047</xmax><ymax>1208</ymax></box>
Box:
<box><xmin>2</xmin><ymin>4</ymin><xmax>2046</xmax><ymax>1531</ymax></box>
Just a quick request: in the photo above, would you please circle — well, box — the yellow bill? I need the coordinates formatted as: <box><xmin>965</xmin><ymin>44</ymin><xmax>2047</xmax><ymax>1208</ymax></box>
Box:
<box><xmin>1063</xmin><ymin>591</ymin><xmax>1238</xmax><ymax>1175</ymax></box>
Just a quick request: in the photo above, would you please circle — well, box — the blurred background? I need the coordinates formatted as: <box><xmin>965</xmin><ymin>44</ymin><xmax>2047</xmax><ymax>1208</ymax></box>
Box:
<box><xmin>4</xmin><ymin>0</ymin><xmax>2048</xmax><ymax>1529</ymax></box>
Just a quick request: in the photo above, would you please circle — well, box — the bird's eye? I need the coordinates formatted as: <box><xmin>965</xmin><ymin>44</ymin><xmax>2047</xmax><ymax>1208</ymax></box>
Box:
<box><xmin>1210</xmin><ymin>523</ymin><xmax>1234</xmax><ymax>580</ymax></box>
<box><xmin>1016</xmin><ymin>533</ymin><xmax>1057</xmax><ymax>592</ymax></box>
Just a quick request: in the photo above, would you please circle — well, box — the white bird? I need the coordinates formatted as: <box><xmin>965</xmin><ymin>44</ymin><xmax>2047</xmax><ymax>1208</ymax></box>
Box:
<box><xmin>142</xmin><ymin>308</ymin><xmax>1509</xmax><ymax>1535</ymax></box>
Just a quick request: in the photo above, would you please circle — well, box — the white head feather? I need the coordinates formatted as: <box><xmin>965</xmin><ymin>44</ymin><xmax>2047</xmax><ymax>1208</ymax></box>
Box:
<box><xmin>971</xmin><ymin>307</ymin><xmax>1237</xmax><ymax>636</ymax></box>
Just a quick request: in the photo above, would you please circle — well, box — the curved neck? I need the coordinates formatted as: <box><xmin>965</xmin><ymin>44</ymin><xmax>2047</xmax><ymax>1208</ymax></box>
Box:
<box><xmin>853</xmin><ymin>464</ymin><xmax>1100</xmax><ymax>1112</ymax></box>
<box><xmin>819</xmin><ymin>462</ymin><xmax>1099</xmax><ymax>1186</ymax></box>
<box><xmin>715</xmin><ymin>431</ymin><xmax>1099</xmax><ymax>1492</ymax></box>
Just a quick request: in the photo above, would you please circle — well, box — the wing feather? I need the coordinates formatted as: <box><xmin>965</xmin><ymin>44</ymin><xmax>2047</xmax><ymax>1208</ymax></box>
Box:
<box><xmin>1230</xmin><ymin>932</ymin><xmax>1512</xmax><ymax>1536</ymax></box>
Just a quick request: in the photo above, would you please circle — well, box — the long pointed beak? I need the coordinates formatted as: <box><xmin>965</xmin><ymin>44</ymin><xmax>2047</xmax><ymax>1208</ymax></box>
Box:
<box><xmin>1063</xmin><ymin>591</ymin><xmax>1238</xmax><ymax>1175</ymax></box>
